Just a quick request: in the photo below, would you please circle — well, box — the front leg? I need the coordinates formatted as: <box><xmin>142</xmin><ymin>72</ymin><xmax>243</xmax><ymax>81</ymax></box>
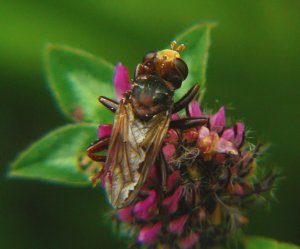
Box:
<box><xmin>99</xmin><ymin>96</ymin><xmax>119</xmax><ymax>113</ymax></box>
<box><xmin>172</xmin><ymin>84</ymin><xmax>200</xmax><ymax>114</ymax></box>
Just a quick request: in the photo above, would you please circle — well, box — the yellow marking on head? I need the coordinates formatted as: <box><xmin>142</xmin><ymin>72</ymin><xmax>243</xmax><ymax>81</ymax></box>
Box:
<box><xmin>156</xmin><ymin>49</ymin><xmax>180</xmax><ymax>62</ymax></box>
<box><xmin>156</xmin><ymin>41</ymin><xmax>185</xmax><ymax>63</ymax></box>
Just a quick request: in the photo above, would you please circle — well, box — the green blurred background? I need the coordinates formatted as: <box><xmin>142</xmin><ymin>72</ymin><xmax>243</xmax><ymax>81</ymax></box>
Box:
<box><xmin>0</xmin><ymin>0</ymin><xmax>299</xmax><ymax>248</ymax></box>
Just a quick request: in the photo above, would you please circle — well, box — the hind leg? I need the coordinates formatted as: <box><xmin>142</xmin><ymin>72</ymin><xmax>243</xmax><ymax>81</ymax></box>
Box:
<box><xmin>87</xmin><ymin>137</ymin><xmax>110</xmax><ymax>162</ymax></box>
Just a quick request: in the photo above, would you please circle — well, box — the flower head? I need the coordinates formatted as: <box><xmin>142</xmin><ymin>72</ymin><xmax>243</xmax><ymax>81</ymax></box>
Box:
<box><xmin>95</xmin><ymin>64</ymin><xmax>276</xmax><ymax>248</ymax></box>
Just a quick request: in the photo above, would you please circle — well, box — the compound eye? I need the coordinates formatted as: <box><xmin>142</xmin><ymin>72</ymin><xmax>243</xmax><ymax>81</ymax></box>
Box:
<box><xmin>143</xmin><ymin>51</ymin><xmax>156</xmax><ymax>63</ymax></box>
<box><xmin>165</xmin><ymin>74</ymin><xmax>182</xmax><ymax>89</ymax></box>
<box><xmin>174</xmin><ymin>58</ymin><xmax>188</xmax><ymax>80</ymax></box>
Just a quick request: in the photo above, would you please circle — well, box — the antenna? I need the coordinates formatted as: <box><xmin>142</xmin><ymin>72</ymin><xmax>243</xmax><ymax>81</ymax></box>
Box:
<box><xmin>171</xmin><ymin>40</ymin><xmax>186</xmax><ymax>52</ymax></box>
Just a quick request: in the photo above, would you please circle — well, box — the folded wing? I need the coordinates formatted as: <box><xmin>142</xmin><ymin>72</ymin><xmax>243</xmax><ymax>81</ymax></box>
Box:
<box><xmin>103</xmin><ymin>98</ymin><xmax>171</xmax><ymax>208</ymax></box>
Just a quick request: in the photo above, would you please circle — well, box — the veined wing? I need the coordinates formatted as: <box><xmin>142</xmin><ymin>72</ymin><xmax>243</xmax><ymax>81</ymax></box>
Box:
<box><xmin>103</xmin><ymin>98</ymin><xmax>171</xmax><ymax>208</ymax></box>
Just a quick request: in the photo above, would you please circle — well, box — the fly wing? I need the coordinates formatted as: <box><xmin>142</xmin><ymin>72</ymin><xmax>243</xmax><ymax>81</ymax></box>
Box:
<box><xmin>103</xmin><ymin>99</ymin><xmax>171</xmax><ymax>208</ymax></box>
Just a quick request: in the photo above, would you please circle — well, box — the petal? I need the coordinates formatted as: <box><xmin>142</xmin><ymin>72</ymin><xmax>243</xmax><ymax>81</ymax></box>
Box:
<box><xmin>118</xmin><ymin>205</ymin><xmax>134</xmax><ymax>223</ymax></box>
<box><xmin>134</xmin><ymin>190</ymin><xmax>157</xmax><ymax>220</ymax></box>
<box><xmin>163</xmin><ymin>143</ymin><xmax>176</xmax><ymax>162</ymax></box>
<box><xmin>221</xmin><ymin>127</ymin><xmax>234</xmax><ymax>141</ymax></box>
<box><xmin>138</xmin><ymin>222</ymin><xmax>162</xmax><ymax>245</ymax></box>
<box><xmin>234</xmin><ymin>183</ymin><xmax>244</xmax><ymax>195</ymax></box>
<box><xmin>198</xmin><ymin>126</ymin><xmax>210</xmax><ymax>141</ymax></box>
<box><xmin>97</xmin><ymin>124</ymin><xmax>112</xmax><ymax>139</ymax></box>
<box><xmin>169</xmin><ymin>214</ymin><xmax>189</xmax><ymax>235</ymax></box>
<box><xmin>235</xmin><ymin>122</ymin><xmax>245</xmax><ymax>147</ymax></box>
<box><xmin>210</xmin><ymin>106</ymin><xmax>226</xmax><ymax>133</ymax></box>
<box><xmin>215</xmin><ymin>137</ymin><xmax>238</xmax><ymax>155</ymax></box>
<box><xmin>147</xmin><ymin>164</ymin><xmax>158</xmax><ymax>181</ymax></box>
<box><xmin>198</xmin><ymin>207</ymin><xmax>206</xmax><ymax>221</ymax></box>
<box><xmin>178</xmin><ymin>231</ymin><xmax>200</xmax><ymax>249</ymax></box>
<box><xmin>142</xmin><ymin>164</ymin><xmax>158</xmax><ymax>189</ymax></box>
<box><xmin>167</xmin><ymin>170</ymin><xmax>180</xmax><ymax>191</ymax></box>
<box><xmin>162</xmin><ymin>186</ymin><xmax>183</xmax><ymax>214</ymax></box>
<box><xmin>213</xmin><ymin>153</ymin><xmax>226</xmax><ymax>163</ymax></box>
<box><xmin>182</xmin><ymin>128</ymin><xmax>198</xmax><ymax>143</ymax></box>
<box><xmin>188</xmin><ymin>100</ymin><xmax>202</xmax><ymax>117</ymax></box>
<box><xmin>198</xmin><ymin>130</ymin><xmax>219</xmax><ymax>154</ymax></box>
<box><xmin>164</xmin><ymin>129</ymin><xmax>179</xmax><ymax>144</ymax></box>
<box><xmin>171</xmin><ymin>113</ymin><xmax>180</xmax><ymax>120</ymax></box>
<box><xmin>114</xmin><ymin>63</ymin><xmax>131</xmax><ymax>100</ymax></box>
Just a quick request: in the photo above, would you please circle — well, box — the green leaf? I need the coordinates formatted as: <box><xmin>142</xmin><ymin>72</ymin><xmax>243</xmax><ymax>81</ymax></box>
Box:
<box><xmin>173</xmin><ymin>23</ymin><xmax>216</xmax><ymax>101</ymax></box>
<box><xmin>244</xmin><ymin>236</ymin><xmax>300</xmax><ymax>249</ymax></box>
<box><xmin>9</xmin><ymin>124</ymin><xmax>98</xmax><ymax>186</ymax></box>
<box><xmin>46</xmin><ymin>44</ymin><xmax>115</xmax><ymax>123</ymax></box>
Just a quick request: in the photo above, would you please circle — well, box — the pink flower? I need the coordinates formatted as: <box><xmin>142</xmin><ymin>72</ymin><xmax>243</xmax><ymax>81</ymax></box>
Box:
<box><xmin>118</xmin><ymin>205</ymin><xmax>133</xmax><ymax>223</ymax></box>
<box><xmin>178</xmin><ymin>231</ymin><xmax>200</xmax><ymax>249</ymax></box>
<box><xmin>210</xmin><ymin>106</ymin><xmax>226</xmax><ymax>133</ymax></box>
<box><xmin>172</xmin><ymin>113</ymin><xmax>181</xmax><ymax>120</ymax></box>
<box><xmin>216</xmin><ymin>137</ymin><xmax>238</xmax><ymax>155</ymax></box>
<box><xmin>222</xmin><ymin>127</ymin><xmax>235</xmax><ymax>141</ymax></box>
<box><xmin>162</xmin><ymin>186</ymin><xmax>183</xmax><ymax>214</ymax></box>
<box><xmin>133</xmin><ymin>190</ymin><xmax>157</xmax><ymax>220</ymax></box>
<box><xmin>182</xmin><ymin>128</ymin><xmax>199</xmax><ymax>143</ymax></box>
<box><xmin>162</xmin><ymin>143</ymin><xmax>176</xmax><ymax>161</ymax></box>
<box><xmin>222</xmin><ymin>122</ymin><xmax>245</xmax><ymax>148</ymax></box>
<box><xmin>197</xmin><ymin>126</ymin><xmax>219</xmax><ymax>157</ymax></box>
<box><xmin>169</xmin><ymin>214</ymin><xmax>189</xmax><ymax>235</ymax></box>
<box><xmin>91</xmin><ymin>64</ymin><xmax>276</xmax><ymax>249</ymax></box>
<box><xmin>235</xmin><ymin>122</ymin><xmax>245</xmax><ymax>147</ymax></box>
<box><xmin>114</xmin><ymin>63</ymin><xmax>131</xmax><ymax>100</ymax></box>
<box><xmin>167</xmin><ymin>170</ymin><xmax>180</xmax><ymax>191</ymax></box>
<box><xmin>97</xmin><ymin>124</ymin><xmax>112</xmax><ymax>139</ymax></box>
<box><xmin>189</xmin><ymin>100</ymin><xmax>202</xmax><ymax>117</ymax></box>
<box><xmin>197</xmin><ymin>111</ymin><xmax>239</xmax><ymax>159</ymax></box>
<box><xmin>164</xmin><ymin>129</ymin><xmax>179</xmax><ymax>144</ymax></box>
<box><xmin>138</xmin><ymin>222</ymin><xmax>162</xmax><ymax>245</ymax></box>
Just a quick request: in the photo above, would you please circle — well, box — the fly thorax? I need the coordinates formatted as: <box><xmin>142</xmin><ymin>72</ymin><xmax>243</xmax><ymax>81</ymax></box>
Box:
<box><xmin>131</xmin><ymin>75</ymin><xmax>174</xmax><ymax>120</ymax></box>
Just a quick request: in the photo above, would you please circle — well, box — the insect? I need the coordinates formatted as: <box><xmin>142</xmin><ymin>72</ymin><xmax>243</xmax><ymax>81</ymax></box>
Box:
<box><xmin>87</xmin><ymin>41</ymin><xmax>207</xmax><ymax>208</ymax></box>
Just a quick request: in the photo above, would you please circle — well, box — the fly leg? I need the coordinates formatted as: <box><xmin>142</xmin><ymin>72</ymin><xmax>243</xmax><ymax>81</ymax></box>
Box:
<box><xmin>99</xmin><ymin>96</ymin><xmax>118</xmax><ymax>113</ymax></box>
<box><xmin>171</xmin><ymin>84</ymin><xmax>208</xmax><ymax>130</ymax></box>
<box><xmin>85</xmin><ymin>136</ymin><xmax>110</xmax><ymax>186</ymax></box>
<box><xmin>87</xmin><ymin>136</ymin><xmax>110</xmax><ymax>162</ymax></box>
<box><xmin>172</xmin><ymin>84</ymin><xmax>200</xmax><ymax>114</ymax></box>
<box><xmin>157</xmin><ymin>150</ymin><xmax>168</xmax><ymax>192</ymax></box>
<box><xmin>170</xmin><ymin>117</ymin><xmax>208</xmax><ymax>130</ymax></box>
